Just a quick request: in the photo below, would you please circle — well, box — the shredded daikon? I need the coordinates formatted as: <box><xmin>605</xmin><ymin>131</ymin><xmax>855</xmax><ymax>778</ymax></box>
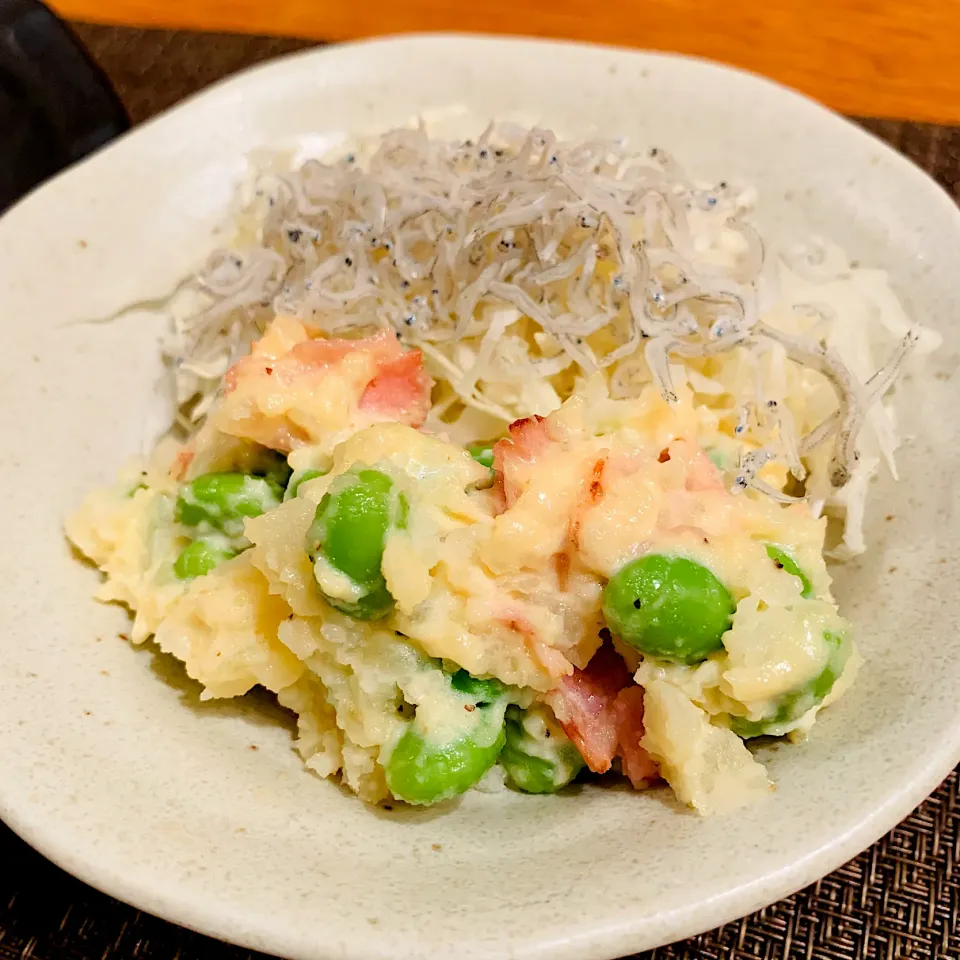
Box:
<box><xmin>164</xmin><ymin>122</ymin><xmax>939</xmax><ymax>557</ymax></box>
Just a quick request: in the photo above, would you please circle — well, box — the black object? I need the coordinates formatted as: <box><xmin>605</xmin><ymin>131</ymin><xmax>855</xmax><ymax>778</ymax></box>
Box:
<box><xmin>0</xmin><ymin>0</ymin><xmax>128</xmax><ymax>213</ymax></box>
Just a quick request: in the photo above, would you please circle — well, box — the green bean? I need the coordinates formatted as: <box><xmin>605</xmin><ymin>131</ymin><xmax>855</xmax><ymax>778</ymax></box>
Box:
<box><xmin>765</xmin><ymin>544</ymin><xmax>815</xmax><ymax>598</ymax></box>
<box><xmin>173</xmin><ymin>537</ymin><xmax>239</xmax><ymax>580</ymax></box>
<box><xmin>177</xmin><ymin>472</ymin><xmax>284</xmax><ymax>539</ymax></box>
<box><xmin>305</xmin><ymin>467</ymin><xmax>407</xmax><ymax>620</ymax></box>
<box><xmin>501</xmin><ymin>704</ymin><xmax>584</xmax><ymax>794</ymax></box>
<box><xmin>385</xmin><ymin>670</ymin><xmax>508</xmax><ymax>805</ymax></box>
<box><xmin>731</xmin><ymin>630</ymin><xmax>852</xmax><ymax>738</ymax></box>
<box><xmin>602</xmin><ymin>554</ymin><xmax>736</xmax><ymax>664</ymax></box>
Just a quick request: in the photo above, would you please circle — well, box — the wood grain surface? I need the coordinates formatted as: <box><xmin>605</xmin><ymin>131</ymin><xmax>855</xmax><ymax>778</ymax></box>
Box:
<box><xmin>53</xmin><ymin>0</ymin><xmax>959</xmax><ymax>124</ymax></box>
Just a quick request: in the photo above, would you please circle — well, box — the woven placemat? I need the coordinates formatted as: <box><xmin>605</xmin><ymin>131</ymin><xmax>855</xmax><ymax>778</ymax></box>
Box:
<box><xmin>2</xmin><ymin>24</ymin><xmax>959</xmax><ymax>960</ymax></box>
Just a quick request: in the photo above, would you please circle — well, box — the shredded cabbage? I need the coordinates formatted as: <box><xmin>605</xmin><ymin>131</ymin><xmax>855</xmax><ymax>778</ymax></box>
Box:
<box><xmin>164</xmin><ymin>122</ymin><xmax>939</xmax><ymax>557</ymax></box>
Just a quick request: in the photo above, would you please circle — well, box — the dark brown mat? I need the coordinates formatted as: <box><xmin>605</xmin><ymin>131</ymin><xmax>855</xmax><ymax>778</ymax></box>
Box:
<box><xmin>1</xmin><ymin>24</ymin><xmax>958</xmax><ymax>960</ymax></box>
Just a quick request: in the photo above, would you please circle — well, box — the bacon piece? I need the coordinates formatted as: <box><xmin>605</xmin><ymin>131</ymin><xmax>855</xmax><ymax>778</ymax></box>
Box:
<box><xmin>492</xmin><ymin>415</ymin><xmax>552</xmax><ymax>507</ymax></box>
<box><xmin>613</xmin><ymin>686</ymin><xmax>660</xmax><ymax>787</ymax></box>
<box><xmin>284</xmin><ymin>329</ymin><xmax>401</xmax><ymax>375</ymax></box>
<box><xmin>358</xmin><ymin>349</ymin><xmax>432</xmax><ymax>425</ymax></box>
<box><xmin>217</xmin><ymin>327</ymin><xmax>432</xmax><ymax>452</ymax></box>
<box><xmin>547</xmin><ymin>641</ymin><xmax>632</xmax><ymax>774</ymax></box>
<box><xmin>227</xmin><ymin>329</ymin><xmax>411</xmax><ymax>393</ymax></box>
<box><xmin>547</xmin><ymin>640</ymin><xmax>659</xmax><ymax>784</ymax></box>
<box><xmin>679</xmin><ymin>441</ymin><xmax>725</xmax><ymax>492</ymax></box>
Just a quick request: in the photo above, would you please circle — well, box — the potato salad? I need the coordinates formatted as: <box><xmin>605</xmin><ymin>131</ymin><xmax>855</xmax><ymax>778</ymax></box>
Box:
<box><xmin>69</xmin><ymin>314</ymin><xmax>861</xmax><ymax>814</ymax></box>
<box><xmin>68</xmin><ymin>123</ymin><xmax>932</xmax><ymax>813</ymax></box>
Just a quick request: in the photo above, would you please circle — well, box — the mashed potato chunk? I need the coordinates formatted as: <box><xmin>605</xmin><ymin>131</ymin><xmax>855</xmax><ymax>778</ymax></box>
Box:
<box><xmin>69</xmin><ymin>318</ymin><xmax>861</xmax><ymax>814</ymax></box>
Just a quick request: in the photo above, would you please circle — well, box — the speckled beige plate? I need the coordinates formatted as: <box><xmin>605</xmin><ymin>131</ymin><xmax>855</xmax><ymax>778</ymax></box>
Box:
<box><xmin>1</xmin><ymin>34</ymin><xmax>958</xmax><ymax>960</ymax></box>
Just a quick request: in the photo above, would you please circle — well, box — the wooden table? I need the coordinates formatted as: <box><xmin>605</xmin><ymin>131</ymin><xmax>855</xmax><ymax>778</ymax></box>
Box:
<box><xmin>1</xmin><ymin>19</ymin><xmax>957</xmax><ymax>960</ymax></box>
<box><xmin>53</xmin><ymin>0</ymin><xmax>959</xmax><ymax>124</ymax></box>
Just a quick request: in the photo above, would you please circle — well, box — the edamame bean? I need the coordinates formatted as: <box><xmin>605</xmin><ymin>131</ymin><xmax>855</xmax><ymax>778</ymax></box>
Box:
<box><xmin>602</xmin><ymin>554</ymin><xmax>735</xmax><ymax>664</ymax></box>
<box><xmin>173</xmin><ymin>537</ymin><xmax>239</xmax><ymax>579</ymax></box>
<box><xmin>385</xmin><ymin>670</ymin><xmax>508</xmax><ymax>805</ymax></box>
<box><xmin>731</xmin><ymin>630</ymin><xmax>852</xmax><ymax>738</ymax></box>
<box><xmin>177</xmin><ymin>472</ymin><xmax>284</xmax><ymax>539</ymax></box>
<box><xmin>765</xmin><ymin>544</ymin><xmax>814</xmax><ymax>598</ymax></box>
<box><xmin>386</xmin><ymin>719</ymin><xmax>506</xmax><ymax>805</ymax></box>
<box><xmin>467</xmin><ymin>442</ymin><xmax>495</xmax><ymax>469</ymax></box>
<box><xmin>706</xmin><ymin>449</ymin><xmax>726</xmax><ymax>470</ymax></box>
<box><xmin>501</xmin><ymin>704</ymin><xmax>584</xmax><ymax>794</ymax></box>
<box><xmin>449</xmin><ymin>669</ymin><xmax>505</xmax><ymax>702</ymax></box>
<box><xmin>305</xmin><ymin>467</ymin><xmax>407</xmax><ymax>620</ymax></box>
<box><xmin>257</xmin><ymin>451</ymin><xmax>293</xmax><ymax>489</ymax></box>
<box><xmin>283</xmin><ymin>468</ymin><xmax>327</xmax><ymax>501</ymax></box>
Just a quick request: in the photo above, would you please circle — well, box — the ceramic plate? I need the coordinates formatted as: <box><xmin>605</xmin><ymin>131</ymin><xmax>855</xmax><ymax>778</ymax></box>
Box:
<box><xmin>1</xmin><ymin>34</ymin><xmax>958</xmax><ymax>960</ymax></box>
